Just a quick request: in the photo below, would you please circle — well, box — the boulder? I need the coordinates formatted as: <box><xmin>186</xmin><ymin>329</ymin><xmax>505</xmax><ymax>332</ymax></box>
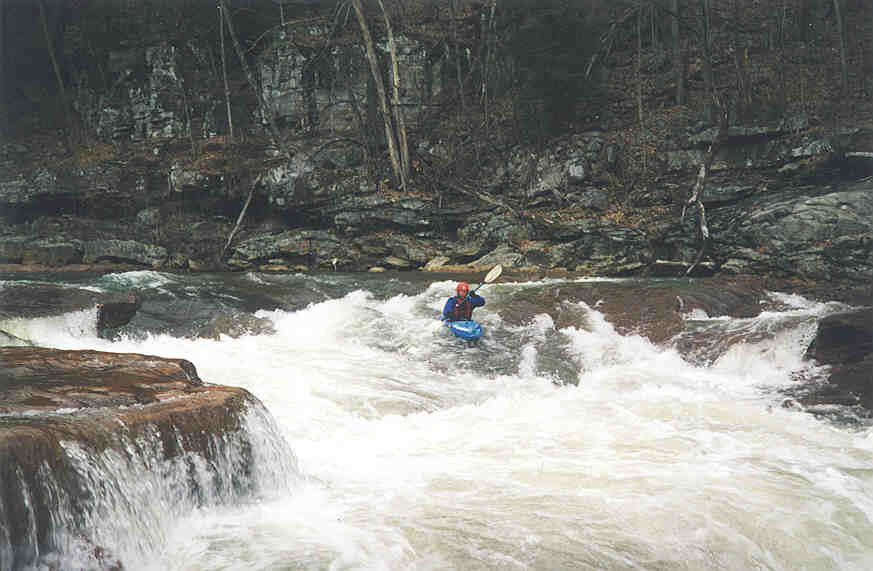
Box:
<box><xmin>805</xmin><ymin>308</ymin><xmax>873</xmax><ymax>409</ymax></box>
<box><xmin>0</xmin><ymin>284</ymin><xmax>141</xmax><ymax>335</ymax></box>
<box><xmin>0</xmin><ymin>347</ymin><xmax>265</xmax><ymax>570</ymax></box>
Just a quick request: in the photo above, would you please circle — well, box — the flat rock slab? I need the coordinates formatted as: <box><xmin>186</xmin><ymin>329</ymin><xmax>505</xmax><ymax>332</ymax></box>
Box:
<box><xmin>0</xmin><ymin>347</ymin><xmax>255</xmax><ymax>450</ymax></box>
<box><xmin>1</xmin><ymin>347</ymin><xmax>204</xmax><ymax>411</ymax></box>
<box><xmin>0</xmin><ymin>347</ymin><xmax>260</xmax><ymax>569</ymax></box>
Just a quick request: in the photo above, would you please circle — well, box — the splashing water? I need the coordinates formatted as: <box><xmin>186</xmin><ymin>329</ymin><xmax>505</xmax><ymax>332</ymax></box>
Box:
<box><xmin>2</xmin><ymin>271</ymin><xmax>872</xmax><ymax>570</ymax></box>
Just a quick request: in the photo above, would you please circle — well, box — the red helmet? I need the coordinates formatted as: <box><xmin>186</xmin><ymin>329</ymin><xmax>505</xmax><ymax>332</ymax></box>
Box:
<box><xmin>456</xmin><ymin>282</ymin><xmax>469</xmax><ymax>296</ymax></box>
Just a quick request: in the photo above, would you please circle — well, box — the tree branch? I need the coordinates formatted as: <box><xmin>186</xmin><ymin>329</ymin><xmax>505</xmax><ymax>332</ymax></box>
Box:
<box><xmin>683</xmin><ymin>100</ymin><xmax>728</xmax><ymax>275</ymax></box>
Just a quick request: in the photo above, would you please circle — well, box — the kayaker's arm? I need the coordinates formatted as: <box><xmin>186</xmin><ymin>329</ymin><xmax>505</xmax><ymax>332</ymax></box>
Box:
<box><xmin>469</xmin><ymin>293</ymin><xmax>485</xmax><ymax>308</ymax></box>
<box><xmin>442</xmin><ymin>298</ymin><xmax>456</xmax><ymax>321</ymax></box>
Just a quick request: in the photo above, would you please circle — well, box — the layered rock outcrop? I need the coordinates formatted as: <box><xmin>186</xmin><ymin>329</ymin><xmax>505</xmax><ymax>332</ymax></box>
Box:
<box><xmin>1</xmin><ymin>1</ymin><xmax>871</xmax><ymax>279</ymax></box>
<box><xmin>0</xmin><ymin>347</ymin><xmax>277</xmax><ymax>570</ymax></box>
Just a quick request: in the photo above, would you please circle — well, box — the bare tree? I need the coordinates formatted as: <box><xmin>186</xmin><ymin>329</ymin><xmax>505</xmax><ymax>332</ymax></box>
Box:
<box><xmin>832</xmin><ymin>0</ymin><xmax>848</xmax><ymax>94</ymax></box>
<box><xmin>218</xmin><ymin>0</ymin><xmax>292</xmax><ymax>158</ymax></box>
<box><xmin>777</xmin><ymin>0</ymin><xmax>788</xmax><ymax>112</ymax></box>
<box><xmin>217</xmin><ymin>0</ymin><xmax>297</xmax><ymax>260</ymax></box>
<box><xmin>37</xmin><ymin>0</ymin><xmax>73</xmax><ymax>152</ymax></box>
<box><xmin>377</xmin><ymin>0</ymin><xmax>410</xmax><ymax>186</ymax></box>
<box><xmin>700</xmin><ymin>0</ymin><xmax>715</xmax><ymax>121</ymax></box>
<box><xmin>671</xmin><ymin>0</ymin><xmax>685</xmax><ymax>105</ymax></box>
<box><xmin>351</xmin><ymin>0</ymin><xmax>406</xmax><ymax>190</ymax></box>
<box><xmin>219</xmin><ymin>3</ymin><xmax>234</xmax><ymax>145</ymax></box>
<box><xmin>636</xmin><ymin>0</ymin><xmax>644</xmax><ymax>124</ymax></box>
<box><xmin>0</xmin><ymin>0</ymin><xmax>5</xmax><ymax>115</ymax></box>
<box><xmin>451</xmin><ymin>0</ymin><xmax>466</xmax><ymax>112</ymax></box>
<box><xmin>479</xmin><ymin>0</ymin><xmax>497</xmax><ymax>118</ymax></box>
<box><xmin>732</xmin><ymin>0</ymin><xmax>751</xmax><ymax>120</ymax></box>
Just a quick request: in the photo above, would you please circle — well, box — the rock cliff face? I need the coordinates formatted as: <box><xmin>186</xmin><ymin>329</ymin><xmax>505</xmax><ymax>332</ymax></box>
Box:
<box><xmin>1</xmin><ymin>1</ymin><xmax>872</xmax><ymax>279</ymax></box>
<box><xmin>0</xmin><ymin>347</ymin><xmax>288</xmax><ymax>570</ymax></box>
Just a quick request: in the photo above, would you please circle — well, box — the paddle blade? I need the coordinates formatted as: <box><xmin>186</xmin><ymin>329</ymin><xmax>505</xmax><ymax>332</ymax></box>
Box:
<box><xmin>471</xmin><ymin>264</ymin><xmax>503</xmax><ymax>294</ymax></box>
<box><xmin>483</xmin><ymin>264</ymin><xmax>503</xmax><ymax>284</ymax></box>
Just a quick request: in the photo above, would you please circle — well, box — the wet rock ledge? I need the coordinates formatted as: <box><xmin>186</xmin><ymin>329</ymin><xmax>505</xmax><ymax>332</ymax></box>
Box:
<box><xmin>0</xmin><ymin>347</ymin><xmax>261</xmax><ymax>570</ymax></box>
<box><xmin>0</xmin><ymin>283</ymin><xmax>141</xmax><ymax>338</ymax></box>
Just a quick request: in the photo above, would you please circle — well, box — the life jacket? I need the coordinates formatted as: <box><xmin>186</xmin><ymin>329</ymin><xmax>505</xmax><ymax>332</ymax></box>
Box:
<box><xmin>452</xmin><ymin>296</ymin><xmax>473</xmax><ymax>320</ymax></box>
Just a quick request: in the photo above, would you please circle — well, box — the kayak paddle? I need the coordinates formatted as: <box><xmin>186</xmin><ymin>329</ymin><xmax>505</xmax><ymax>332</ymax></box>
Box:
<box><xmin>472</xmin><ymin>264</ymin><xmax>503</xmax><ymax>294</ymax></box>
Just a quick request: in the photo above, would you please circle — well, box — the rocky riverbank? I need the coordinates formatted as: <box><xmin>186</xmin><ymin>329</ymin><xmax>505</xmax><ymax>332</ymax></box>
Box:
<box><xmin>2</xmin><ymin>122</ymin><xmax>872</xmax><ymax>283</ymax></box>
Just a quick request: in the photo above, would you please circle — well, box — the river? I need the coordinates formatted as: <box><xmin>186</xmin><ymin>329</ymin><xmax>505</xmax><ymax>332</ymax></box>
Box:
<box><xmin>2</xmin><ymin>269</ymin><xmax>872</xmax><ymax>570</ymax></box>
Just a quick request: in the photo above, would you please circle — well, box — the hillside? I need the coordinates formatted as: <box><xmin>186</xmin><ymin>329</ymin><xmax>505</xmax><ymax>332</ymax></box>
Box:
<box><xmin>0</xmin><ymin>0</ymin><xmax>871</xmax><ymax>275</ymax></box>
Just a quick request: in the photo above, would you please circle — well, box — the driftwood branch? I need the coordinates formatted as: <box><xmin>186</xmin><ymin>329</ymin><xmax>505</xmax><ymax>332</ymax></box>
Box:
<box><xmin>683</xmin><ymin>101</ymin><xmax>728</xmax><ymax>275</ymax></box>
<box><xmin>221</xmin><ymin>174</ymin><xmax>261</xmax><ymax>259</ymax></box>
<box><xmin>440</xmin><ymin>180</ymin><xmax>519</xmax><ymax>218</ymax></box>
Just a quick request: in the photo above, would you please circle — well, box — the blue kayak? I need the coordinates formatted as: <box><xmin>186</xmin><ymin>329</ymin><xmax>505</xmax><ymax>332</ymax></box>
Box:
<box><xmin>446</xmin><ymin>320</ymin><xmax>483</xmax><ymax>341</ymax></box>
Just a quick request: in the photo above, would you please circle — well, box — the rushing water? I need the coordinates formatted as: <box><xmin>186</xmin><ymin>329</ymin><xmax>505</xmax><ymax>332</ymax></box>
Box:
<box><xmin>2</xmin><ymin>270</ymin><xmax>873</xmax><ymax>570</ymax></box>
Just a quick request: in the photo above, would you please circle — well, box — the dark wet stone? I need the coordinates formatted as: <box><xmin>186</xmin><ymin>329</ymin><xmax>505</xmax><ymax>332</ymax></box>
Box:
<box><xmin>0</xmin><ymin>283</ymin><xmax>140</xmax><ymax>335</ymax></box>
<box><xmin>192</xmin><ymin>312</ymin><xmax>277</xmax><ymax>340</ymax></box>
<box><xmin>803</xmin><ymin>309</ymin><xmax>873</xmax><ymax>410</ymax></box>
<box><xmin>500</xmin><ymin>276</ymin><xmax>767</xmax><ymax>344</ymax></box>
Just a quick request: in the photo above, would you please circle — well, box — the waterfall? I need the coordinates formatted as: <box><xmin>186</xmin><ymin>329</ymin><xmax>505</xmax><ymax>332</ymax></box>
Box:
<box><xmin>0</xmin><ymin>404</ymin><xmax>299</xmax><ymax>570</ymax></box>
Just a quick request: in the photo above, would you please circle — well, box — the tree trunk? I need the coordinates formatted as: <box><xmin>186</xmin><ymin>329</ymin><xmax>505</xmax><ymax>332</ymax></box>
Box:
<box><xmin>478</xmin><ymin>2</ymin><xmax>486</xmax><ymax>106</ymax></box>
<box><xmin>671</xmin><ymin>0</ymin><xmax>685</xmax><ymax>105</ymax></box>
<box><xmin>351</xmin><ymin>0</ymin><xmax>404</xmax><ymax>190</ymax></box>
<box><xmin>302</xmin><ymin>62</ymin><xmax>317</xmax><ymax>134</ymax></box>
<box><xmin>346</xmin><ymin>85</ymin><xmax>373</xmax><ymax>178</ymax></box>
<box><xmin>732</xmin><ymin>0</ymin><xmax>749</xmax><ymax>119</ymax></box>
<box><xmin>377</xmin><ymin>0</ymin><xmax>410</xmax><ymax>189</ymax></box>
<box><xmin>0</xmin><ymin>0</ymin><xmax>5</xmax><ymax>110</ymax></box>
<box><xmin>480</xmin><ymin>0</ymin><xmax>497</xmax><ymax>116</ymax></box>
<box><xmin>451</xmin><ymin>0</ymin><xmax>466</xmax><ymax>112</ymax></box>
<box><xmin>366</xmin><ymin>71</ymin><xmax>380</xmax><ymax>159</ymax></box>
<box><xmin>699</xmin><ymin>0</ymin><xmax>715</xmax><ymax>122</ymax></box>
<box><xmin>218</xmin><ymin>0</ymin><xmax>291</xmax><ymax>157</ymax></box>
<box><xmin>219</xmin><ymin>3</ymin><xmax>234</xmax><ymax>144</ymax></box>
<box><xmin>181</xmin><ymin>85</ymin><xmax>198</xmax><ymax>158</ymax></box>
<box><xmin>37</xmin><ymin>0</ymin><xmax>73</xmax><ymax>153</ymax></box>
<box><xmin>832</xmin><ymin>0</ymin><xmax>849</xmax><ymax>94</ymax></box>
<box><xmin>797</xmin><ymin>0</ymin><xmax>809</xmax><ymax>42</ymax></box>
<box><xmin>779</xmin><ymin>0</ymin><xmax>788</xmax><ymax>111</ymax></box>
<box><xmin>636</xmin><ymin>0</ymin><xmax>644</xmax><ymax>124</ymax></box>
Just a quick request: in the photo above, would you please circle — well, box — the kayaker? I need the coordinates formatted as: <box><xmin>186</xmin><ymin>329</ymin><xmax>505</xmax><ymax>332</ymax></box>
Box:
<box><xmin>442</xmin><ymin>282</ymin><xmax>485</xmax><ymax>321</ymax></box>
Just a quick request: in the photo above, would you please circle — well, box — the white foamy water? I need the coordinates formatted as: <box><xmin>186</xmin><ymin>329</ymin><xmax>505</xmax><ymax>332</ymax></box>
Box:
<box><xmin>4</xmin><ymin>274</ymin><xmax>873</xmax><ymax>570</ymax></box>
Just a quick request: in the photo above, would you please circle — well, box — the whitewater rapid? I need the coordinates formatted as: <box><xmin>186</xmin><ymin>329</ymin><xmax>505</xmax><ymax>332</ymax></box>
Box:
<box><xmin>4</xmin><ymin>271</ymin><xmax>873</xmax><ymax>570</ymax></box>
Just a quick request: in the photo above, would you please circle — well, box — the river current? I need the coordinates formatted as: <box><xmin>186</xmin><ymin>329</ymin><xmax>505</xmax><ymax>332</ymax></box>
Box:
<box><xmin>2</xmin><ymin>270</ymin><xmax>872</xmax><ymax>570</ymax></box>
